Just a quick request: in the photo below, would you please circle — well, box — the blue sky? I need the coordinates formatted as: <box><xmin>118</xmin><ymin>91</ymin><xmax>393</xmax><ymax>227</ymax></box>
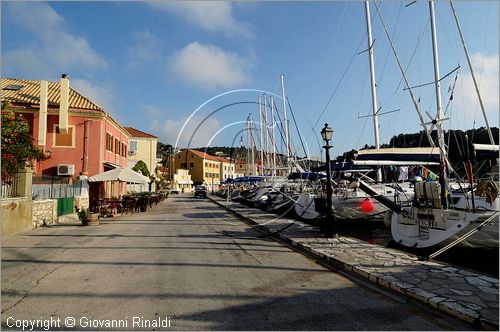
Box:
<box><xmin>2</xmin><ymin>1</ymin><xmax>498</xmax><ymax>160</ymax></box>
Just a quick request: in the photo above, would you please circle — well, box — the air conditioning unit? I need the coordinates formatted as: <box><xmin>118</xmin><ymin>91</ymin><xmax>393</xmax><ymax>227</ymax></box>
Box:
<box><xmin>128</xmin><ymin>150</ymin><xmax>137</xmax><ymax>155</ymax></box>
<box><xmin>57</xmin><ymin>164</ymin><xmax>75</xmax><ymax>176</ymax></box>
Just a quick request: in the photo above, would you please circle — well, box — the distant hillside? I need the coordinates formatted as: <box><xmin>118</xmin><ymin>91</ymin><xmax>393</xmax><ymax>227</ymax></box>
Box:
<box><xmin>158</xmin><ymin>126</ymin><xmax>498</xmax><ymax>176</ymax></box>
<box><xmin>334</xmin><ymin>126</ymin><xmax>498</xmax><ymax>177</ymax></box>
<box><xmin>193</xmin><ymin>146</ymin><xmax>287</xmax><ymax>162</ymax></box>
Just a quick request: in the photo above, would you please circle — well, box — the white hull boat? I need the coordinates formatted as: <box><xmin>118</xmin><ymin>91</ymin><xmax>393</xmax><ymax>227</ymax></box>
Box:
<box><xmin>295</xmin><ymin>192</ymin><xmax>320</xmax><ymax>220</ymax></box>
<box><xmin>391</xmin><ymin>181</ymin><xmax>499</xmax><ymax>249</ymax></box>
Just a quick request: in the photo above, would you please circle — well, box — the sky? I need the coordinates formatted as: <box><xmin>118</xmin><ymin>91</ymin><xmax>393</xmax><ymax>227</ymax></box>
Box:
<box><xmin>1</xmin><ymin>1</ymin><xmax>498</xmax><ymax>160</ymax></box>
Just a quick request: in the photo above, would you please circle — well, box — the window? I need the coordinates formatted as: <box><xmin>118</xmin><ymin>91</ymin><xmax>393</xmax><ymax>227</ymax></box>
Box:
<box><xmin>106</xmin><ymin>133</ymin><xmax>113</xmax><ymax>151</ymax></box>
<box><xmin>189</xmin><ymin>162</ymin><xmax>194</xmax><ymax>168</ymax></box>
<box><xmin>53</xmin><ymin>125</ymin><xmax>75</xmax><ymax>147</ymax></box>
<box><xmin>129</xmin><ymin>140</ymin><xmax>138</xmax><ymax>153</ymax></box>
<box><xmin>115</xmin><ymin>138</ymin><xmax>120</xmax><ymax>155</ymax></box>
<box><xmin>181</xmin><ymin>163</ymin><xmax>187</xmax><ymax>168</ymax></box>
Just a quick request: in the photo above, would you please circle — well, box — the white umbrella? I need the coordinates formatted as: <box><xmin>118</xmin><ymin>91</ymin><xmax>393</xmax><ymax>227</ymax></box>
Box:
<box><xmin>88</xmin><ymin>167</ymin><xmax>149</xmax><ymax>184</ymax></box>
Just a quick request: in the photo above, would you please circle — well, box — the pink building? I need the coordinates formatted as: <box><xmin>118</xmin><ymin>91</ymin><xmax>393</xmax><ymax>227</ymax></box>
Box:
<box><xmin>1</xmin><ymin>76</ymin><xmax>130</xmax><ymax>200</ymax></box>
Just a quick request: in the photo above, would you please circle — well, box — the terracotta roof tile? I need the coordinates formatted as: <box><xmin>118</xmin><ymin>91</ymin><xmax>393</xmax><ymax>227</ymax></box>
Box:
<box><xmin>124</xmin><ymin>127</ymin><xmax>158</xmax><ymax>138</ymax></box>
<box><xmin>179</xmin><ymin>149</ymin><xmax>220</xmax><ymax>162</ymax></box>
<box><xmin>1</xmin><ymin>77</ymin><xmax>104</xmax><ymax>113</ymax></box>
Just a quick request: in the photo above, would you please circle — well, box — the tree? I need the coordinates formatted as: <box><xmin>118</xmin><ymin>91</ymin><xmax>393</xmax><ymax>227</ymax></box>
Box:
<box><xmin>1</xmin><ymin>105</ymin><xmax>46</xmax><ymax>181</ymax></box>
<box><xmin>132</xmin><ymin>160</ymin><xmax>150</xmax><ymax>177</ymax></box>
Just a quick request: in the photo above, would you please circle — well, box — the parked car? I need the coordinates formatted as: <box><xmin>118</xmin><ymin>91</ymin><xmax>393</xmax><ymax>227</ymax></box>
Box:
<box><xmin>170</xmin><ymin>188</ymin><xmax>180</xmax><ymax>194</ymax></box>
<box><xmin>194</xmin><ymin>185</ymin><xmax>207</xmax><ymax>198</ymax></box>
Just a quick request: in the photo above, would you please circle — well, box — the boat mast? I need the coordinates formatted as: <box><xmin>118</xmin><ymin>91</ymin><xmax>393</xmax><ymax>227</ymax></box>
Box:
<box><xmin>364</xmin><ymin>0</ymin><xmax>382</xmax><ymax>182</ymax></box>
<box><xmin>429</xmin><ymin>0</ymin><xmax>449</xmax><ymax>207</ymax></box>
<box><xmin>263</xmin><ymin>94</ymin><xmax>269</xmax><ymax>175</ymax></box>
<box><xmin>373</xmin><ymin>2</ymin><xmax>435</xmax><ymax>148</ymax></box>
<box><xmin>449</xmin><ymin>1</ymin><xmax>495</xmax><ymax>145</ymax></box>
<box><xmin>258</xmin><ymin>95</ymin><xmax>264</xmax><ymax>176</ymax></box>
<box><xmin>271</xmin><ymin>96</ymin><xmax>277</xmax><ymax>177</ymax></box>
<box><xmin>280</xmin><ymin>74</ymin><xmax>291</xmax><ymax>173</ymax></box>
<box><xmin>246</xmin><ymin>114</ymin><xmax>250</xmax><ymax>176</ymax></box>
<box><xmin>250</xmin><ymin>113</ymin><xmax>255</xmax><ymax>175</ymax></box>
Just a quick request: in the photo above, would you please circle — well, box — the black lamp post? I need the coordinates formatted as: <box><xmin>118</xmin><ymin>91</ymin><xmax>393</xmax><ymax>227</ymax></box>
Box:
<box><xmin>320</xmin><ymin>123</ymin><xmax>334</xmax><ymax>219</ymax></box>
<box><xmin>211</xmin><ymin>175</ymin><xmax>215</xmax><ymax>195</ymax></box>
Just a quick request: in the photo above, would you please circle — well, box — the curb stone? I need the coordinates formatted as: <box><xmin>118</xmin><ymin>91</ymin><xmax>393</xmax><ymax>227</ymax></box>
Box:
<box><xmin>208</xmin><ymin>195</ymin><xmax>499</xmax><ymax>329</ymax></box>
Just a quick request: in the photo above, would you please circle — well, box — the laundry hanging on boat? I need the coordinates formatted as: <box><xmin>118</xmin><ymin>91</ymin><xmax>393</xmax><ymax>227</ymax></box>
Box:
<box><xmin>398</xmin><ymin>166</ymin><xmax>409</xmax><ymax>182</ymax></box>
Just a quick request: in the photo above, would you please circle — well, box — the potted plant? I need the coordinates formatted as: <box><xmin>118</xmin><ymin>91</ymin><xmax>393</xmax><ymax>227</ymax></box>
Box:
<box><xmin>137</xmin><ymin>195</ymin><xmax>148</xmax><ymax>212</ymax></box>
<box><xmin>77</xmin><ymin>207</ymin><xmax>99</xmax><ymax>226</ymax></box>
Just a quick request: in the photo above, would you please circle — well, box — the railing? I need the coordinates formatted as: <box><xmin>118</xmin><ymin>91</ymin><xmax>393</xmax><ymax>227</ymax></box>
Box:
<box><xmin>32</xmin><ymin>175</ymin><xmax>82</xmax><ymax>200</ymax></box>
<box><xmin>1</xmin><ymin>173</ymin><xmax>19</xmax><ymax>198</ymax></box>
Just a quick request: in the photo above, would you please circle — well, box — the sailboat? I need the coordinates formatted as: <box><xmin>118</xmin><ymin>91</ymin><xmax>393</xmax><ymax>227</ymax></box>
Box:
<box><xmin>388</xmin><ymin>1</ymin><xmax>499</xmax><ymax>249</ymax></box>
<box><xmin>300</xmin><ymin>1</ymin><xmax>418</xmax><ymax>222</ymax></box>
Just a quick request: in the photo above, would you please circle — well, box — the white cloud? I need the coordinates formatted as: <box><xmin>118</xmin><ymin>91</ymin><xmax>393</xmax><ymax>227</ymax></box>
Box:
<box><xmin>126</xmin><ymin>30</ymin><xmax>161</xmax><ymax>71</ymax></box>
<box><xmin>2</xmin><ymin>2</ymin><xmax>106</xmax><ymax>78</ymax></box>
<box><xmin>149</xmin><ymin>1</ymin><xmax>252</xmax><ymax>39</ymax></box>
<box><xmin>72</xmin><ymin>79</ymin><xmax>115</xmax><ymax>113</ymax></box>
<box><xmin>158</xmin><ymin>115</ymin><xmax>223</xmax><ymax>148</ymax></box>
<box><xmin>452</xmin><ymin>53</ymin><xmax>499</xmax><ymax>128</ymax></box>
<box><xmin>143</xmin><ymin>105</ymin><xmax>162</xmax><ymax>118</ymax></box>
<box><xmin>168</xmin><ymin>42</ymin><xmax>253</xmax><ymax>90</ymax></box>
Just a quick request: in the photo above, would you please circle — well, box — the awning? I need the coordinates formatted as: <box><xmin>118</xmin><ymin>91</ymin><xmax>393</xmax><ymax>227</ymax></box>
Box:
<box><xmin>473</xmin><ymin>144</ymin><xmax>499</xmax><ymax>151</ymax></box>
<box><xmin>104</xmin><ymin>161</ymin><xmax>122</xmax><ymax>169</ymax></box>
<box><xmin>88</xmin><ymin>167</ymin><xmax>149</xmax><ymax>184</ymax></box>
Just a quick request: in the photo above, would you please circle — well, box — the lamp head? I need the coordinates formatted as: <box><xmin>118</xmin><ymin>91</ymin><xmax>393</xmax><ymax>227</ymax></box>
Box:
<box><xmin>320</xmin><ymin>123</ymin><xmax>333</xmax><ymax>142</ymax></box>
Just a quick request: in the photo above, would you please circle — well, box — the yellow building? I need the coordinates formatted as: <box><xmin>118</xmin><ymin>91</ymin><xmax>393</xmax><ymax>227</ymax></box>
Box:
<box><xmin>173</xmin><ymin>149</ymin><xmax>222</xmax><ymax>189</ymax></box>
<box><xmin>125</xmin><ymin>127</ymin><xmax>158</xmax><ymax>178</ymax></box>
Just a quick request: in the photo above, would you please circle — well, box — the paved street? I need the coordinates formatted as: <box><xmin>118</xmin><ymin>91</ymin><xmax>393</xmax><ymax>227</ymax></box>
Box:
<box><xmin>2</xmin><ymin>195</ymin><xmax>473</xmax><ymax>330</ymax></box>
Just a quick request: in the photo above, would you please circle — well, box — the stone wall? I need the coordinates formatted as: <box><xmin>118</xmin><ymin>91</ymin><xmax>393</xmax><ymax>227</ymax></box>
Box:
<box><xmin>32</xmin><ymin>199</ymin><xmax>57</xmax><ymax>228</ymax></box>
<box><xmin>74</xmin><ymin>196</ymin><xmax>89</xmax><ymax>210</ymax></box>
<box><xmin>2</xmin><ymin>197</ymin><xmax>33</xmax><ymax>236</ymax></box>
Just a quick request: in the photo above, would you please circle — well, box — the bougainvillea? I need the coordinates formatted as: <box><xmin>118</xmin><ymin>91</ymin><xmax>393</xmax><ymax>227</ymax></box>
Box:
<box><xmin>1</xmin><ymin>103</ymin><xmax>47</xmax><ymax>180</ymax></box>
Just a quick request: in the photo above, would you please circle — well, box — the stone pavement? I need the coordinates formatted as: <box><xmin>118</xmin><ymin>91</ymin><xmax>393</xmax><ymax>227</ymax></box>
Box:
<box><xmin>209</xmin><ymin>195</ymin><xmax>499</xmax><ymax>329</ymax></box>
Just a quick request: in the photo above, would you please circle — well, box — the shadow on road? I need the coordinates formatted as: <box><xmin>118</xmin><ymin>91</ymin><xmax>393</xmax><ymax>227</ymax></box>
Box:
<box><xmin>183</xmin><ymin>213</ymin><xmax>231</xmax><ymax>219</ymax></box>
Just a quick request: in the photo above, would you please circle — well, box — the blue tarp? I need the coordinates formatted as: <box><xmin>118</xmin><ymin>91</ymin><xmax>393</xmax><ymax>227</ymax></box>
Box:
<box><xmin>224</xmin><ymin>176</ymin><xmax>265</xmax><ymax>184</ymax></box>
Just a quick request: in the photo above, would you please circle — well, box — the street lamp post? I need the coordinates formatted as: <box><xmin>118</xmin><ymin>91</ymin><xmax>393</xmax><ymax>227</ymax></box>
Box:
<box><xmin>211</xmin><ymin>175</ymin><xmax>215</xmax><ymax>195</ymax></box>
<box><xmin>320</xmin><ymin>123</ymin><xmax>334</xmax><ymax>219</ymax></box>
